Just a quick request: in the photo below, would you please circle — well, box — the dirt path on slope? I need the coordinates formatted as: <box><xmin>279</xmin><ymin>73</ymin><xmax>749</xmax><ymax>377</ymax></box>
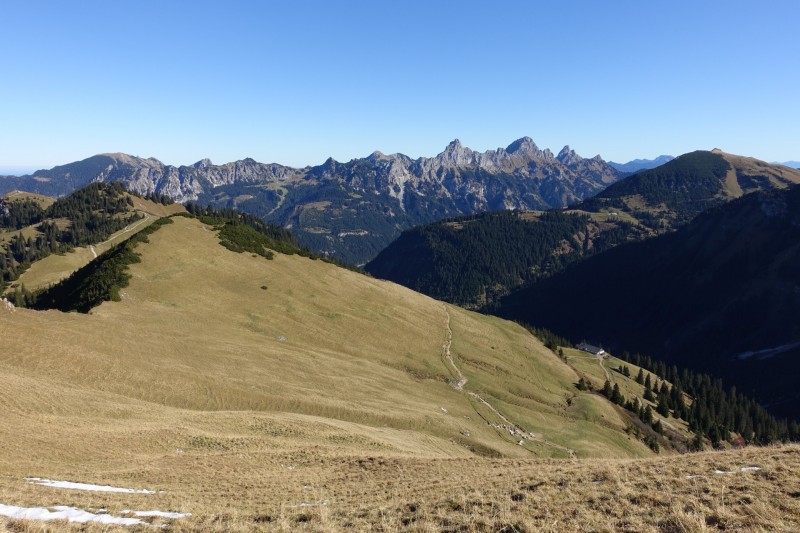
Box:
<box><xmin>441</xmin><ymin>304</ymin><xmax>576</xmax><ymax>458</ymax></box>
<box><xmin>441</xmin><ymin>308</ymin><xmax>467</xmax><ymax>390</ymax></box>
<box><xmin>98</xmin><ymin>214</ymin><xmax>150</xmax><ymax>247</ymax></box>
<box><xmin>598</xmin><ymin>356</ymin><xmax>610</xmax><ymax>381</ymax></box>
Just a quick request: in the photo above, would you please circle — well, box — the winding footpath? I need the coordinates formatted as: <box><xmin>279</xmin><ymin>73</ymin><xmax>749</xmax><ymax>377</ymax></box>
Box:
<box><xmin>440</xmin><ymin>304</ymin><xmax>576</xmax><ymax>458</ymax></box>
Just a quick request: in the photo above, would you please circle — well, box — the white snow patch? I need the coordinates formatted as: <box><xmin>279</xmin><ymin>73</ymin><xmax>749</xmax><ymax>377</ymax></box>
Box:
<box><xmin>0</xmin><ymin>503</ymin><xmax>144</xmax><ymax>525</ymax></box>
<box><xmin>714</xmin><ymin>470</ymin><xmax>735</xmax><ymax>475</ymax></box>
<box><xmin>737</xmin><ymin>341</ymin><xmax>800</xmax><ymax>360</ymax></box>
<box><xmin>741</xmin><ymin>466</ymin><xmax>761</xmax><ymax>472</ymax></box>
<box><xmin>25</xmin><ymin>477</ymin><xmax>155</xmax><ymax>494</ymax></box>
<box><xmin>121</xmin><ymin>509</ymin><xmax>191</xmax><ymax>518</ymax></box>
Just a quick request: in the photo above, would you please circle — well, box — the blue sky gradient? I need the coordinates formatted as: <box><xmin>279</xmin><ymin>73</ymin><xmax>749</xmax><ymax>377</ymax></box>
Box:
<box><xmin>1</xmin><ymin>0</ymin><xmax>798</xmax><ymax>169</ymax></box>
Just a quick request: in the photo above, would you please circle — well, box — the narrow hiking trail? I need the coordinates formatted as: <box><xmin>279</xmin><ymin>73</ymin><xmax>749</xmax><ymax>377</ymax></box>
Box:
<box><xmin>440</xmin><ymin>304</ymin><xmax>576</xmax><ymax>458</ymax></box>
<box><xmin>598</xmin><ymin>356</ymin><xmax>610</xmax><ymax>381</ymax></box>
<box><xmin>97</xmin><ymin>214</ymin><xmax>151</xmax><ymax>248</ymax></box>
<box><xmin>441</xmin><ymin>309</ymin><xmax>467</xmax><ymax>390</ymax></box>
<box><xmin>89</xmin><ymin>245</ymin><xmax>97</xmax><ymax>259</ymax></box>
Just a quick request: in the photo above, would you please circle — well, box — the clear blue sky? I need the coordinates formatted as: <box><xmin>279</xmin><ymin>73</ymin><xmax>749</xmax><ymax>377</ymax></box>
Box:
<box><xmin>1</xmin><ymin>0</ymin><xmax>798</xmax><ymax>170</ymax></box>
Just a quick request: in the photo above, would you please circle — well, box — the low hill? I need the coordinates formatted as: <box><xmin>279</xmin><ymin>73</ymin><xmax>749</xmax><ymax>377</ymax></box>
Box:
<box><xmin>498</xmin><ymin>185</ymin><xmax>800</xmax><ymax>419</ymax></box>
<box><xmin>1</xmin><ymin>184</ymin><xmax>184</xmax><ymax>297</ymax></box>
<box><xmin>582</xmin><ymin>149</ymin><xmax>800</xmax><ymax>231</ymax></box>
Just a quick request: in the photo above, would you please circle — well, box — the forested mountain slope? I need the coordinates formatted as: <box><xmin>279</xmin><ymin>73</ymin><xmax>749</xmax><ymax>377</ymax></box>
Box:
<box><xmin>498</xmin><ymin>185</ymin><xmax>800</xmax><ymax>419</ymax></box>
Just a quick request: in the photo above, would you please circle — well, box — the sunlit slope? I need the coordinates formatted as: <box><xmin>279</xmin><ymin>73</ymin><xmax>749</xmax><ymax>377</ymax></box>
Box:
<box><xmin>6</xmin><ymin>194</ymin><xmax>185</xmax><ymax>293</ymax></box>
<box><xmin>1</xmin><ymin>215</ymin><xmax>651</xmax><ymax>462</ymax></box>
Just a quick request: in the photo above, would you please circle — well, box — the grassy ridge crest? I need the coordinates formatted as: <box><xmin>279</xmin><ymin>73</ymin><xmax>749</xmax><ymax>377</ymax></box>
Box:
<box><xmin>32</xmin><ymin>217</ymin><xmax>174</xmax><ymax>313</ymax></box>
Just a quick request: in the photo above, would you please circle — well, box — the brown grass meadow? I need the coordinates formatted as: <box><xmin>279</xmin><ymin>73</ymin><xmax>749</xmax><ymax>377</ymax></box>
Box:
<box><xmin>1</xmin><ymin>215</ymin><xmax>798</xmax><ymax>531</ymax></box>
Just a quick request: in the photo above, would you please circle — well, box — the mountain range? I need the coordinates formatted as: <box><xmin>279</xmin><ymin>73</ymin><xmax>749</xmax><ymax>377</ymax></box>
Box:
<box><xmin>367</xmin><ymin>150</ymin><xmax>800</xmax><ymax>307</ymax></box>
<box><xmin>0</xmin><ymin>138</ymin><xmax>621</xmax><ymax>264</ymax></box>
<box><xmin>608</xmin><ymin>155</ymin><xmax>674</xmax><ymax>173</ymax></box>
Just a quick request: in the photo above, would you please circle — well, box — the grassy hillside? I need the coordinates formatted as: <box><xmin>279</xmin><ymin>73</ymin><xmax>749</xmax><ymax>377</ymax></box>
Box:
<box><xmin>1</xmin><ymin>215</ymin><xmax>799</xmax><ymax>530</ymax></box>
<box><xmin>1</xmin><ymin>184</ymin><xmax>185</xmax><ymax>297</ymax></box>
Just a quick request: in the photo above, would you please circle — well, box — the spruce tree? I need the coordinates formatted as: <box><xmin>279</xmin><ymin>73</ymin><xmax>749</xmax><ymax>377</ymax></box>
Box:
<box><xmin>611</xmin><ymin>383</ymin><xmax>622</xmax><ymax>405</ymax></box>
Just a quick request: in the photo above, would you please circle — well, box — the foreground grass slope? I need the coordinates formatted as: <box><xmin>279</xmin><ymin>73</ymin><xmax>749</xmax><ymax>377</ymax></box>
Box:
<box><xmin>0</xmin><ymin>215</ymin><xmax>672</xmax><ymax>529</ymax></box>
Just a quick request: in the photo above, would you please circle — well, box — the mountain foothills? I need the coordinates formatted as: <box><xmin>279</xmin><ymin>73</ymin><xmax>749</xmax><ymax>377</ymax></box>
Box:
<box><xmin>0</xmin><ymin>138</ymin><xmax>621</xmax><ymax>264</ymax></box>
<box><xmin>368</xmin><ymin>150</ymin><xmax>800</xmax><ymax>307</ymax></box>
<box><xmin>499</xmin><ymin>184</ymin><xmax>800</xmax><ymax>419</ymax></box>
<box><xmin>366</xmin><ymin>209</ymin><xmax>644</xmax><ymax>307</ymax></box>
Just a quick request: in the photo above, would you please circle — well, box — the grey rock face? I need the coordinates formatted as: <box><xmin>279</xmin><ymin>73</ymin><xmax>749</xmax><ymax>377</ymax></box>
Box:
<box><xmin>0</xmin><ymin>138</ymin><xmax>621</xmax><ymax>262</ymax></box>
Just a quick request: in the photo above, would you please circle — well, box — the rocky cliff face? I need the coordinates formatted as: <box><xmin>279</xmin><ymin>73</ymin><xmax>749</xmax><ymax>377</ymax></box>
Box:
<box><xmin>0</xmin><ymin>138</ymin><xmax>622</xmax><ymax>263</ymax></box>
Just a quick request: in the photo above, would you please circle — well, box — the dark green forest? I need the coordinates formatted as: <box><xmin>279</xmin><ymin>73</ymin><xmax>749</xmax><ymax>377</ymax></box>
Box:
<box><xmin>579</xmin><ymin>150</ymin><xmax>731</xmax><ymax>228</ymax></box>
<box><xmin>367</xmin><ymin>209</ymin><xmax>637</xmax><ymax>306</ymax></box>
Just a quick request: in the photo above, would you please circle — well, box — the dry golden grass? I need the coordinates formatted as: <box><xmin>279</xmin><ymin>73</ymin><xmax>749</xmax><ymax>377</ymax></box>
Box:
<box><xmin>0</xmin><ymin>216</ymin><xmax>797</xmax><ymax>531</ymax></box>
<box><xmin>0</xmin><ymin>443</ymin><xmax>797</xmax><ymax>532</ymax></box>
<box><xmin>715</xmin><ymin>150</ymin><xmax>800</xmax><ymax>195</ymax></box>
<box><xmin>6</xmin><ymin>195</ymin><xmax>185</xmax><ymax>293</ymax></box>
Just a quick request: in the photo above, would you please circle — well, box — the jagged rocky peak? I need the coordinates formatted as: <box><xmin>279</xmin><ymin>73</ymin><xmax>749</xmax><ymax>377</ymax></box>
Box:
<box><xmin>437</xmin><ymin>139</ymin><xmax>474</xmax><ymax>166</ymax></box>
<box><xmin>194</xmin><ymin>158</ymin><xmax>212</xmax><ymax>169</ymax></box>
<box><xmin>556</xmin><ymin>145</ymin><xmax>583</xmax><ymax>166</ymax></box>
<box><xmin>444</xmin><ymin>138</ymin><xmax>466</xmax><ymax>154</ymax></box>
<box><xmin>505</xmin><ymin>136</ymin><xmax>538</xmax><ymax>155</ymax></box>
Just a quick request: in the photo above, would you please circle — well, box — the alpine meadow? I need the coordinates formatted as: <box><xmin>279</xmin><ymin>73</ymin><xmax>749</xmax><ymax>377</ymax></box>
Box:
<box><xmin>2</xmin><ymin>1</ymin><xmax>800</xmax><ymax>531</ymax></box>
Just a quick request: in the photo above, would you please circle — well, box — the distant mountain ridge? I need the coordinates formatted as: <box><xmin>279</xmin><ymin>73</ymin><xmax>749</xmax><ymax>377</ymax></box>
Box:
<box><xmin>0</xmin><ymin>138</ymin><xmax>622</xmax><ymax>263</ymax></box>
<box><xmin>608</xmin><ymin>155</ymin><xmax>674</xmax><ymax>173</ymax></box>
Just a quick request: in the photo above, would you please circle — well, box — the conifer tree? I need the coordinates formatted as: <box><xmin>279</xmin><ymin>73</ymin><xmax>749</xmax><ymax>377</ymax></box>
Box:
<box><xmin>611</xmin><ymin>383</ymin><xmax>622</xmax><ymax>405</ymax></box>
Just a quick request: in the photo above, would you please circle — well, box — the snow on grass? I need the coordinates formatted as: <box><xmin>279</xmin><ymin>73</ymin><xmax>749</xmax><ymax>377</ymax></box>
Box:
<box><xmin>25</xmin><ymin>477</ymin><xmax>155</xmax><ymax>493</ymax></box>
<box><xmin>0</xmin><ymin>503</ymin><xmax>144</xmax><ymax>525</ymax></box>
<box><xmin>121</xmin><ymin>509</ymin><xmax>192</xmax><ymax>518</ymax></box>
<box><xmin>687</xmin><ymin>466</ymin><xmax>761</xmax><ymax>479</ymax></box>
